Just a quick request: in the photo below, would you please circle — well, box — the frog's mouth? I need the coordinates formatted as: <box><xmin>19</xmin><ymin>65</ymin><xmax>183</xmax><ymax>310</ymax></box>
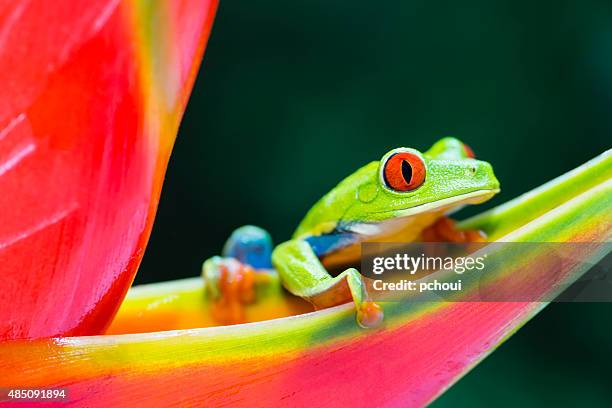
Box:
<box><xmin>347</xmin><ymin>188</ymin><xmax>499</xmax><ymax>238</ymax></box>
<box><xmin>373</xmin><ymin>188</ymin><xmax>500</xmax><ymax>218</ymax></box>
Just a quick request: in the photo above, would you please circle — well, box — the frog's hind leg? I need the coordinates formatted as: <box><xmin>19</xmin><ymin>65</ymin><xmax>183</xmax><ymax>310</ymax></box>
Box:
<box><xmin>222</xmin><ymin>225</ymin><xmax>273</xmax><ymax>268</ymax></box>
<box><xmin>422</xmin><ymin>216</ymin><xmax>487</xmax><ymax>242</ymax></box>
<box><xmin>272</xmin><ymin>240</ymin><xmax>383</xmax><ymax>328</ymax></box>
<box><xmin>202</xmin><ymin>225</ymin><xmax>274</xmax><ymax>324</ymax></box>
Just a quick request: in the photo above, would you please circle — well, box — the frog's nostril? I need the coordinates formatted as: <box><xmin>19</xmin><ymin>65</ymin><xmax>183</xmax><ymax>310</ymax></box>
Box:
<box><xmin>469</xmin><ymin>165</ymin><xmax>477</xmax><ymax>174</ymax></box>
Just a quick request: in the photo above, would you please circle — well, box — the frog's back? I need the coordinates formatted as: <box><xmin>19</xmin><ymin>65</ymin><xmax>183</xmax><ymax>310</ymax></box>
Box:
<box><xmin>293</xmin><ymin>161</ymin><xmax>379</xmax><ymax>239</ymax></box>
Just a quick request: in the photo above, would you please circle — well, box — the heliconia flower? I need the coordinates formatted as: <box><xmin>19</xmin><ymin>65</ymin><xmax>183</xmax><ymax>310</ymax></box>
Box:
<box><xmin>1</xmin><ymin>1</ymin><xmax>611</xmax><ymax>406</ymax></box>
<box><xmin>0</xmin><ymin>0</ymin><xmax>218</xmax><ymax>340</ymax></box>
<box><xmin>0</xmin><ymin>150</ymin><xmax>609</xmax><ymax>407</ymax></box>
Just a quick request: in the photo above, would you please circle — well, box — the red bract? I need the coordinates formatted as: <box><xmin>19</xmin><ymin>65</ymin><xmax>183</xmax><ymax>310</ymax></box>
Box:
<box><xmin>0</xmin><ymin>0</ymin><xmax>218</xmax><ymax>340</ymax></box>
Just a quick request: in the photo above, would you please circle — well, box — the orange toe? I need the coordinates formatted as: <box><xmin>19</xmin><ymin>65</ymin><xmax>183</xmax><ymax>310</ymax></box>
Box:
<box><xmin>357</xmin><ymin>301</ymin><xmax>384</xmax><ymax>329</ymax></box>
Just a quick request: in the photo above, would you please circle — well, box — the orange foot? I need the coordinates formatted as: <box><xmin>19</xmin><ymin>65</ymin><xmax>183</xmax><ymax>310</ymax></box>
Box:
<box><xmin>422</xmin><ymin>216</ymin><xmax>487</xmax><ymax>243</ymax></box>
<box><xmin>206</xmin><ymin>258</ymin><xmax>258</xmax><ymax>325</ymax></box>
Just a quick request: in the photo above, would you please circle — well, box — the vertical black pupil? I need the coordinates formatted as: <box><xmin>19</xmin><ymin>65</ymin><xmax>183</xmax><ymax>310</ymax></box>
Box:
<box><xmin>401</xmin><ymin>160</ymin><xmax>413</xmax><ymax>183</ymax></box>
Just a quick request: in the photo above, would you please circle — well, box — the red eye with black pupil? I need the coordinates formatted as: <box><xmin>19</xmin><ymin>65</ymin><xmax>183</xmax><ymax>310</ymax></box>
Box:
<box><xmin>383</xmin><ymin>152</ymin><xmax>426</xmax><ymax>192</ymax></box>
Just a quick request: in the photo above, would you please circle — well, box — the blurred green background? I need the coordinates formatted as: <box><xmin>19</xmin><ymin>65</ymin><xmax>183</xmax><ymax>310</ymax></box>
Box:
<box><xmin>136</xmin><ymin>1</ymin><xmax>612</xmax><ymax>406</ymax></box>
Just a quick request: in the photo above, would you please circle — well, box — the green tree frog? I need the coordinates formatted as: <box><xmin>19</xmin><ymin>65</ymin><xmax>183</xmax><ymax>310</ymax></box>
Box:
<box><xmin>203</xmin><ymin>138</ymin><xmax>500</xmax><ymax>327</ymax></box>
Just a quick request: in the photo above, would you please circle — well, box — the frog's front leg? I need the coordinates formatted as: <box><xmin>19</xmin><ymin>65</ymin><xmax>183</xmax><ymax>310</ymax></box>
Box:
<box><xmin>272</xmin><ymin>240</ymin><xmax>383</xmax><ymax>328</ymax></box>
<box><xmin>202</xmin><ymin>225</ymin><xmax>274</xmax><ymax>324</ymax></box>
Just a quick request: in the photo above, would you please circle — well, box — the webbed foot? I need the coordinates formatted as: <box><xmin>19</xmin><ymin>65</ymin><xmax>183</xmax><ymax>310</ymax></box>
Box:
<box><xmin>202</xmin><ymin>225</ymin><xmax>275</xmax><ymax>325</ymax></box>
<box><xmin>306</xmin><ymin>268</ymin><xmax>384</xmax><ymax>329</ymax></box>
<box><xmin>203</xmin><ymin>257</ymin><xmax>258</xmax><ymax>324</ymax></box>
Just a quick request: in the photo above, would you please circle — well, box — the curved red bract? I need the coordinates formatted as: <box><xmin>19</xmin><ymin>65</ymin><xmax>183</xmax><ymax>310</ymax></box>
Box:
<box><xmin>0</xmin><ymin>0</ymin><xmax>218</xmax><ymax>340</ymax></box>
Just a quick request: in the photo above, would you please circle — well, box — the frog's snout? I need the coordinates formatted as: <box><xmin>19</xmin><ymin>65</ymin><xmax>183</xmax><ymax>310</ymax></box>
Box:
<box><xmin>470</xmin><ymin>161</ymin><xmax>500</xmax><ymax>191</ymax></box>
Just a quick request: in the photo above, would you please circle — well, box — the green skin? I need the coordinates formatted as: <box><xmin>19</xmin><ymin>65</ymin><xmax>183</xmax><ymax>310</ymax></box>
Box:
<box><xmin>207</xmin><ymin>138</ymin><xmax>500</xmax><ymax>327</ymax></box>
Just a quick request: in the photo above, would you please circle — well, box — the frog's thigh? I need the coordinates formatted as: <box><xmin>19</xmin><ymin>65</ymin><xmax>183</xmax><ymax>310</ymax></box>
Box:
<box><xmin>222</xmin><ymin>225</ymin><xmax>273</xmax><ymax>268</ymax></box>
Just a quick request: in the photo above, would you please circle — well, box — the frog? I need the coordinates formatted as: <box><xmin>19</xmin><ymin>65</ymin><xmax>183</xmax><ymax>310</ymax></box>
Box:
<box><xmin>203</xmin><ymin>137</ymin><xmax>500</xmax><ymax>327</ymax></box>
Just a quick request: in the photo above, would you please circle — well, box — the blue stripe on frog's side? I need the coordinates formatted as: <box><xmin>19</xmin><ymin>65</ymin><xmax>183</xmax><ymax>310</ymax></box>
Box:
<box><xmin>304</xmin><ymin>229</ymin><xmax>359</xmax><ymax>258</ymax></box>
<box><xmin>222</xmin><ymin>224</ymin><xmax>359</xmax><ymax>268</ymax></box>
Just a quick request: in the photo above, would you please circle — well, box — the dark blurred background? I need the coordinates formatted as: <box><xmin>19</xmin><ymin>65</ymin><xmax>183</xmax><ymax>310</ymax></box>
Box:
<box><xmin>136</xmin><ymin>1</ymin><xmax>612</xmax><ymax>406</ymax></box>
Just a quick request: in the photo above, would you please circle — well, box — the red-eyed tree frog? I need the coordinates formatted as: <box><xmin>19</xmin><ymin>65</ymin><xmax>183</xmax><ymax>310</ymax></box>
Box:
<box><xmin>203</xmin><ymin>138</ymin><xmax>500</xmax><ymax>327</ymax></box>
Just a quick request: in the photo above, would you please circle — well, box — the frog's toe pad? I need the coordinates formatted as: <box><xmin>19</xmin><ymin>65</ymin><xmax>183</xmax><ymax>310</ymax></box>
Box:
<box><xmin>356</xmin><ymin>301</ymin><xmax>384</xmax><ymax>328</ymax></box>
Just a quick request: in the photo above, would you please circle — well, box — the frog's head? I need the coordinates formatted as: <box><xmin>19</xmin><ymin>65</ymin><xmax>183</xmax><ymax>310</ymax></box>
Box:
<box><xmin>360</xmin><ymin>137</ymin><xmax>500</xmax><ymax>220</ymax></box>
<box><xmin>294</xmin><ymin>137</ymin><xmax>500</xmax><ymax>239</ymax></box>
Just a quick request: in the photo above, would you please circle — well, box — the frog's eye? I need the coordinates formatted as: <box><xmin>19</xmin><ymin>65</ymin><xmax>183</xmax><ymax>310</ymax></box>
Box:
<box><xmin>463</xmin><ymin>144</ymin><xmax>476</xmax><ymax>158</ymax></box>
<box><xmin>382</xmin><ymin>152</ymin><xmax>426</xmax><ymax>192</ymax></box>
